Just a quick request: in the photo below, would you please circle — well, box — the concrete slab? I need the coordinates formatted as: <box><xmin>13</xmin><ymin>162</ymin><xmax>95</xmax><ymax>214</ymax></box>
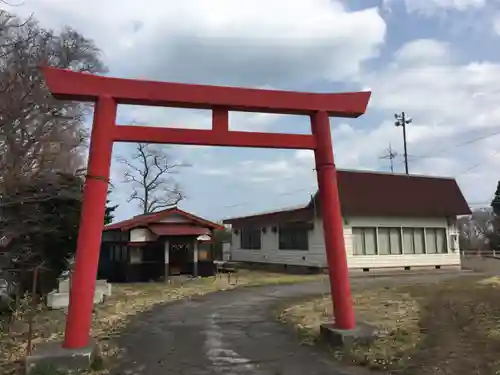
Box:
<box><xmin>320</xmin><ymin>322</ymin><xmax>380</xmax><ymax>347</ymax></box>
<box><xmin>25</xmin><ymin>339</ymin><xmax>98</xmax><ymax>374</ymax></box>
<box><xmin>47</xmin><ymin>290</ymin><xmax>104</xmax><ymax>310</ymax></box>
<box><xmin>59</xmin><ymin>279</ymin><xmax>111</xmax><ymax>296</ymax></box>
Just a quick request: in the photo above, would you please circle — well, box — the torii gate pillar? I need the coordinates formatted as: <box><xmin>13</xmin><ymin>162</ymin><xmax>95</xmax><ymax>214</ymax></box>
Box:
<box><xmin>42</xmin><ymin>67</ymin><xmax>370</xmax><ymax>349</ymax></box>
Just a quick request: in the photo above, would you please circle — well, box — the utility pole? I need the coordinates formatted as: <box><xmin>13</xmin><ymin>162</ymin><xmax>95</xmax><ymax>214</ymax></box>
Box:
<box><xmin>380</xmin><ymin>143</ymin><xmax>398</xmax><ymax>173</ymax></box>
<box><xmin>394</xmin><ymin>112</ymin><xmax>412</xmax><ymax>175</ymax></box>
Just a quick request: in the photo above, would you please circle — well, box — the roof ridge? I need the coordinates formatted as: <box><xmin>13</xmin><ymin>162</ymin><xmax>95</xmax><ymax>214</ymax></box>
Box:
<box><xmin>337</xmin><ymin>168</ymin><xmax>456</xmax><ymax>181</ymax></box>
<box><xmin>222</xmin><ymin>204</ymin><xmax>308</xmax><ymax>222</ymax></box>
<box><xmin>105</xmin><ymin>207</ymin><xmax>224</xmax><ymax>231</ymax></box>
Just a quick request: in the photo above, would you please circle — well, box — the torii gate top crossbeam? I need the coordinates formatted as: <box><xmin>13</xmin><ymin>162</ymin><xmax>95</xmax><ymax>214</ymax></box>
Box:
<box><xmin>42</xmin><ymin>67</ymin><xmax>371</xmax><ymax>117</ymax></box>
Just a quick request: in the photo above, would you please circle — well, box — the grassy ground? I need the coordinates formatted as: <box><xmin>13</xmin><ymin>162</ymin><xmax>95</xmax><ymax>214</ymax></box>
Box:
<box><xmin>0</xmin><ymin>270</ymin><xmax>325</xmax><ymax>375</ymax></box>
<box><xmin>279</xmin><ymin>274</ymin><xmax>500</xmax><ymax>375</ymax></box>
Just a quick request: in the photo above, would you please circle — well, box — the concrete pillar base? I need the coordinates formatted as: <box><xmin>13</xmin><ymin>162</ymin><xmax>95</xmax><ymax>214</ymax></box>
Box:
<box><xmin>164</xmin><ymin>263</ymin><xmax>170</xmax><ymax>283</ymax></box>
<box><xmin>25</xmin><ymin>339</ymin><xmax>98</xmax><ymax>374</ymax></box>
<box><xmin>320</xmin><ymin>322</ymin><xmax>379</xmax><ymax>347</ymax></box>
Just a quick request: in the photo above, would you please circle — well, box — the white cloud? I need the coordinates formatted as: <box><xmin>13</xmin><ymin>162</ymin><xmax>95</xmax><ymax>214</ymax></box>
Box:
<box><xmin>363</xmin><ymin>40</ymin><xmax>500</xmax><ymax>141</ymax></box>
<box><xmin>344</xmin><ymin>37</ymin><xmax>500</xmax><ymax>204</ymax></box>
<box><xmin>393</xmin><ymin>39</ymin><xmax>452</xmax><ymax>66</ymax></box>
<box><xmin>199</xmin><ymin>168</ymin><xmax>231</xmax><ymax>176</ymax></box>
<box><xmin>6</xmin><ymin>0</ymin><xmax>386</xmax><ymax>87</ymax></box>
<box><xmin>195</xmin><ymin>150</ymin><xmax>316</xmax><ymax>191</ymax></box>
<box><xmin>198</xmin><ymin>37</ymin><xmax>500</xmax><ymax>210</ymax></box>
<box><xmin>8</xmin><ymin>1</ymin><xmax>499</xmax><ymax>217</ymax></box>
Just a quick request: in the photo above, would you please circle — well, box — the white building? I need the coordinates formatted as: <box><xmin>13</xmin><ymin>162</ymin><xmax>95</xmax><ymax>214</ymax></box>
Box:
<box><xmin>223</xmin><ymin>170</ymin><xmax>471</xmax><ymax>272</ymax></box>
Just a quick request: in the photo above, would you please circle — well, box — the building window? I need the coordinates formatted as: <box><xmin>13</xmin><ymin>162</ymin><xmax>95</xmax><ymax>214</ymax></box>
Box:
<box><xmin>352</xmin><ymin>227</ymin><xmax>377</xmax><ymax>255</ymax></box>
<box><xmin>279</xmin><ymin>227</ymin><xmax>309</xmax><ymax>250</ymax></box>
<box><xmin>352</xmin><ymin>226</ymin><xmax>448</xmax><ymax>255</ymax></box>
<box><xmin>109</xmin><ymin>245</ymin><xmax>129</xmax><ymax>261</ymax></box>
<box><xmin>425</xmin><ymin>228</ymin><xmax>447</xmax><ymax>254</ymax></box>
<box><xmin>121</xmin><ymin>246</ymin><xmax>129</xmax><ymax>261</ymax></box>
<box><xmin>115</xmin><ymin>245</ymin><xmax>123</xmax><ymax>261</ymax></box>
<box><xmin>377</xmin><ymin>227</ymin><xmax>402</xmax><ymax>255</ymax></box>
<box><xmin>240</xmin><ymin>228</ymin><xmax>261</xmax><ymax>250</ymax></box>
<box><xmin>402</xmin><ymin>228</ymin><xmax>425</xmax><ymax>254</ymax></box>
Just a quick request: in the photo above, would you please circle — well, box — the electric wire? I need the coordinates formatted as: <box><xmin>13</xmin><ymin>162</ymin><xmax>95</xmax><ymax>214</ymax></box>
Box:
<box><xmin>216</xmin><ymin>130</ymin><xmax>500</xmax><ymax>217</ymax></box>
<box><xmin>408</xmin><ymin>128</ymin><xmax>500</xmax><ymax>161</ymax></box>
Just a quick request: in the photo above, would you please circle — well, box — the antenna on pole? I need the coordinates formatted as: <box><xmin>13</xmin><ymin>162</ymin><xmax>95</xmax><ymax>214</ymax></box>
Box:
<box><xmin>380</xmin><ymin>143</ymin><xmax>399</xmax><ymax>173</ymax></box>
<box><xmin>395</xmin><ymin>112</ymin><xmax>412</xmax><ymax>175</ymax></box>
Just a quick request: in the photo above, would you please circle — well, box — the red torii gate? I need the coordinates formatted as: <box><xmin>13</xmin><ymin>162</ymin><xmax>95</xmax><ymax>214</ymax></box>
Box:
<box><xmin>42</xmin><ymin>67</ymin><xmax>371</xmax><ymax>349</ymax></box>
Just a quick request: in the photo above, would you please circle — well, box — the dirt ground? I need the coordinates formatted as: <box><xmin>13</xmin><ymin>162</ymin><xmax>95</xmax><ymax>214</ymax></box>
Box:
<box><xmin>279</xmin><ymin>272</ymin><xmax>500</xmax><ymax>375</ymax></box>
<box><xmin>461</xmin><ymin>254</ymin><xmax>500</xmax><ymax>273</ymax></box>
<box><xmin>0</xmin><ymin>271</ymin><xmax>325</xmax><ymax>375</ymax></box>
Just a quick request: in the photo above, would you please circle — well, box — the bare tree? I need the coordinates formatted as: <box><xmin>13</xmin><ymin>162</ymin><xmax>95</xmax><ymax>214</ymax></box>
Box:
<box><xmin>0</xmin><ymin>10</ymin><xmax>107</xmax><ymax>188</ymax></box>
<box><xmin>0</xmin><ymin>10</ymin><xmax>106</xmax><ymax>305</ymax></box>
<box><xmin>457</xmin><ymin>209</ymin><xmax>494</xmax><ymax>251</ymax></box>
<box><xmin>117</xmin><ymin>143</ymin><xmax>190</xmax><ymax>214</ymax></box>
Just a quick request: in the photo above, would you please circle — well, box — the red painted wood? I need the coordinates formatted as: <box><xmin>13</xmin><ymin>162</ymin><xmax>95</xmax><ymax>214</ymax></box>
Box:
<box><xmin>40</xmin><ymin>66</ymin><xmax>369</xmax><ymax>349</ymax></box>
<box><xmin>114</xmin><ymin>125</ymin><xmax>317</xmax><ymax>149</ymax></box>
<box><xmin>311</xmin><ymin>111</ymin><xmax>355</xmax><ymax>330</ymax></box>
<box><xmin>63</xmin><ymin>96</ymin><xmax>116</xmax><ymax>349</ymax></box>
<box><xmin>42</xmin><ymin>67</ymin><xmax>371</xmax><ymax>117</ymax></box>
<box><xmin>115</xmin><ymin>207</ymin><xmax>224</xmax><ymax>232</ymax></box>
<box><xmin>212</xmin><ymin>108</ymin><xmax>229</xmax><ymax>133</ymax></box>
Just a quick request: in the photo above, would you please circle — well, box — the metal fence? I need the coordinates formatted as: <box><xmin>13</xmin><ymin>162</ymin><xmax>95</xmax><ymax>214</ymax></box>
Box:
<box><xmin>461</xmin><ymin>249</ymin><xmax>500</xmax><ymax>258</ymax></box>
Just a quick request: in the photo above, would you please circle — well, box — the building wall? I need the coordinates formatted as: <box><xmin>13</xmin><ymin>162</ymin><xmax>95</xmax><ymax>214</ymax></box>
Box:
<box><xmin>230</xmin><ymin>219</ymin><xmax>340</xmax><ymax>267</ymax></box>
<box><xmin>158</xmin><ymin>213</ymin><xmax>190</xmax><ymax>223</ymax></box>
<box><xmin>129</xmin><ymin>228</ymin><xmax>156</xmax><ymax>242</ymax></box>
<box><xmin>102</xmin><ymin>230</ymin><xmax>129</xmax><ymax>242</ymax></box>
<box><xmin>230</xmin><ymin>215</ymin><xmax>461</xmax><ymax>269</ymax></box>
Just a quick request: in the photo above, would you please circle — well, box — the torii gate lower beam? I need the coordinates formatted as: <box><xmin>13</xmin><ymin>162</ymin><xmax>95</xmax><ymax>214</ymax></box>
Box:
<box><xmin>42</xmin><ymin>67</ymin><xmax>371</xmax><ymax>349</ymax></box>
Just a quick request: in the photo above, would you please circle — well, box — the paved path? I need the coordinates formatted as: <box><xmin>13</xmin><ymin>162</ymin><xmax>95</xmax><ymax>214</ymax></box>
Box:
<box><xmin>111</xmin><ymin>280</ymin><xmax>362</xmax><ymax>375</ymax></box>
<box><xmin>112</xmin><ymin>272</ymin><xmax>480</xmax><ymax>375</ymax></box>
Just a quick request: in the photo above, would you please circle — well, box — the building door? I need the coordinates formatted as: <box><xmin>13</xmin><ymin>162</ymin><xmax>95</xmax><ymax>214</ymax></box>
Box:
<box><xmin>169</xmin><ymin>241</ymin><xmax>192</xmax><ymax>275</ymax></box>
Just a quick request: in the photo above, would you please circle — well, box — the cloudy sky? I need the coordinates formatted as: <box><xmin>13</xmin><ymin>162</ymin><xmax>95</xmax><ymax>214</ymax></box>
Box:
<box><xmin>6</xmin><ymin>0</ymin><xmax>500</xmax><ymax>222</ymax></box>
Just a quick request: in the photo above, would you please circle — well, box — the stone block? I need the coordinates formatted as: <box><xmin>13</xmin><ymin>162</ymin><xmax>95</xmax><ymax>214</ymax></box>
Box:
<box><xmin>59</xmin><ymin>279</ymin><xmax>111</xmax><ymax>297</ymax></box>
<box><xmin>95</xmin><ymin>280</ymin><xmax>112</xmax><ymax>297</ymax></box>
<box><xmin>25</xmin><ymin>339</ymin><xmax>98</xmax><ymax>374</ymax></box>
<box><xmin>47</xmin><ymin>290</ymin><xmax>104</xmax><ymax>310</ymax></box>
<box><xmin>58</xmin><ymin>279</ymin><xmax>71</xmax><ymax>293</ymax></box>
<box><xmin>47</xmin><ymin>291</ymin><xmax>69</xmax><ymax>310</ymax></box>
<box><xmin>320</xmin><ymin>322</ymin><xmax>379</xmax><ymax>347</ymax></box>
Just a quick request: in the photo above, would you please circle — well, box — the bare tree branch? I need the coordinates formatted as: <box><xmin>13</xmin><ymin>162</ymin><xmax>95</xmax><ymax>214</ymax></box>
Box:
<box><xmin>458</xmin><ymin>209</ymin><xmax>495</xmax><ymax>251</ymax></box>
<box><xmin>0</xmin><ymin>10</ymin><xmax>107</xmax><ymax>187</ymax></box>
<box><xmin>0</xmin><ymin>9</ymin><xmax>106</xmax><ymax>296</ymax></box>
<box><xmin>117</xmin><ymin>143</ymin><xmax>190</xmax><ymax>214</ymax></box>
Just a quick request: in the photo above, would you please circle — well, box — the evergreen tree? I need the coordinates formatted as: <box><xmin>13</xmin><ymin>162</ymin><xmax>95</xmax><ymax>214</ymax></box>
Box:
<box><xmin>1</xmin><ymin>172</ymin><xmax>83</xmax><ymax>294</ymax></box>
<box><xmin>489</xmin><ymin>181</ymin><xmax>500</xmax><ymax>250</ymax></box>
<box><xmin>491</xmin><ymin>181</ymin><xmax>500</xmax><ymax>216</ymax></box>
<box><xmin>104</xmin><ymin>190</ymin><xmax>118</xmax><ymax>225</ymax></box>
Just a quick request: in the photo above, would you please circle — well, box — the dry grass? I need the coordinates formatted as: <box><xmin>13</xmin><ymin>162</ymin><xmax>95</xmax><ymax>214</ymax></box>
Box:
<box><xmin>0</xmin><ymin>270</ymin><xmax>325</xmax><ymax>375</ymax></box>
<box><xmin>279</xmin><ymin>275</ymin><xmax>500</xmax><ymax>375</ymax></box>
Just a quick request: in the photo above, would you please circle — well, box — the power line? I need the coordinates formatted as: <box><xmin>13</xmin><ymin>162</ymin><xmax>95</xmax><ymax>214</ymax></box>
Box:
<box><xmin>454</xmin><ymin>154</ymin><xmax>500</xmax><ymax>210</ymax></box>
<box><xmin>219</xmin><ymin>186</ymin><xmax>316</xmax><ymax>211</ymax></box>
<box><xmin>408</xmin><ymin>128</ymin><xmax>500</xmax><ymax>161</ymax></box>
<box><xmin>456</xmin><ymin>149</ymin><xmax>500</xmax><ymax>177</ymax></box>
